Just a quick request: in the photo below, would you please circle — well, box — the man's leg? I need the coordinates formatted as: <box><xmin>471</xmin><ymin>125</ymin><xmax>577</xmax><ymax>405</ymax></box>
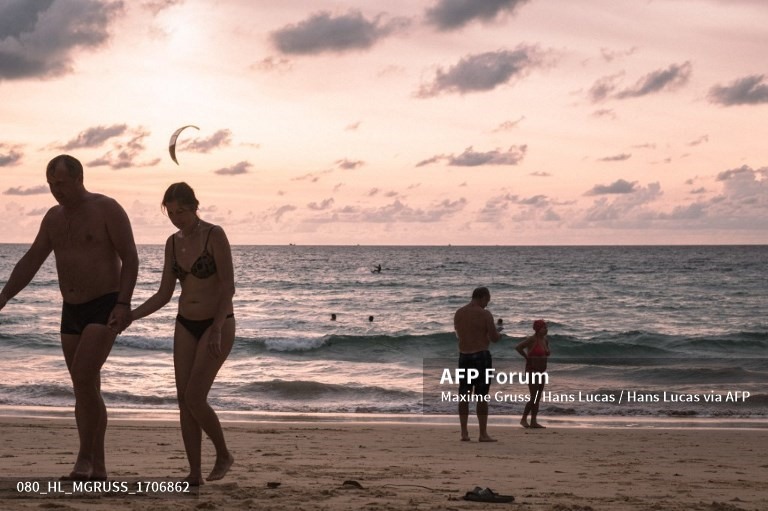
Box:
<box><xmin>61</xmin><ymin>325</ymin><xmax>116</xmax><ymax>479</ymax></box>
<box><xmin>476</xmin><ymin>402</ymin><xmax>496</xmax><ymax>442</ymax></box>
<box><xmin>458</xmin><ymin>402</ymin><xmax>470</xmax><ymax>441</ymax></box>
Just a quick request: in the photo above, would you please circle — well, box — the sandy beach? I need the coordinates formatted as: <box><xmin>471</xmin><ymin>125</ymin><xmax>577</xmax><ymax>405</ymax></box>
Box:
<box><xmin>1</xmin><ymin>416</ymin><xmax>766</xmax><ymax>510</ymax></box>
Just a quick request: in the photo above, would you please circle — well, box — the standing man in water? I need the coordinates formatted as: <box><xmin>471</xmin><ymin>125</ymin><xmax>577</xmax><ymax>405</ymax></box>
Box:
<box><xmin>453</xmin><ymin>286</ymin><xmax>503</xmax><ymax>442</ymax></box>
<box><xmin>0</xmin><ymin>154</ymin><xmax>138</xmax><ymax>481</ymax></box>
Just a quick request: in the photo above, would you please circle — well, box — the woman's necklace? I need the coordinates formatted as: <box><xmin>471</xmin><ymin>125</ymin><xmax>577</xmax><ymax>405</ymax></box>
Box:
<box><xmin>179</xmin><ymin>219</ymin><xmax>201</xmax><ymax>251</ymax></box>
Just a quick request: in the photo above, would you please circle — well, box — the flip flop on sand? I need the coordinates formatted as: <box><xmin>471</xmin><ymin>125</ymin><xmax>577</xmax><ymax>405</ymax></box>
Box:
<box><xmin>463</xmin><ymin>486</ymin><xmax>515</xmax><ymax>503</ymax></box>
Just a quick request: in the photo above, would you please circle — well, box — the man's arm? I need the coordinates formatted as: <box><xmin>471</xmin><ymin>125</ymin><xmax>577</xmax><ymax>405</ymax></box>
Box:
<box><xmin>486</xmin><ymin>310</ymin><xmax>502</xmax><ymax>343</ymax></box>
<box><xmin>104</xmin><ymin>199</ymin><xmax>139</xmax><ymax>331</ymax></box>
<box><xmin>0</xmin><ymin>216</ymin><xmax>54</xmax><ymax>311</ymax></box>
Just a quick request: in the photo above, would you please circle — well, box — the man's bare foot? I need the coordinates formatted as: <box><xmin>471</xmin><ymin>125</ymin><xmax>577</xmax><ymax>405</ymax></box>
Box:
<box><xmin>461</xmin><ymin>436</ymin><xmax>471</xmax><ymax>441</ymax></box>
<box><xmin>62</xmin><ymin>460</ymin><xmax>91</xmax><ymax>481</ymax></box>
<box><xmin>90</xmin><ymin>464</ymin><xmax>108</xmax><ymax>481</ymax></box>
<box><xmin>520</xmin><ymin>418</ymin><xmax>530</xmax><ymax>428</ymax></box>
<box><xmin>478</xmin><ymin>435</ymin><xmax>497</xmax><ymax>442</ymax></box>
<box><xmin>206</xmin><ymin>452</ymin><xmax>234</xmax><ymax>481</ymax></box>
<box><xmin>530</xmin><ymin>422</ymin><xmax>546</xmax><ymax>429</ymax></box>
<box><xmin>183</xmin><ymin>473</ymin><xmax>205</xmax><ymax>486</ymax></box>
<box><xmin>60</xmin><ymin>471</ymin><xmax>90</xmax><ymax>481</ymax></box>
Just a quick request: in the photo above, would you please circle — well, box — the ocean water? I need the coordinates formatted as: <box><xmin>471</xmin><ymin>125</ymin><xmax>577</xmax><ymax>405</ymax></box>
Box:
<box><xmin>0</xmin><ymin>244</ymin><xmax>766</xmax><ymax>424</ymax></box>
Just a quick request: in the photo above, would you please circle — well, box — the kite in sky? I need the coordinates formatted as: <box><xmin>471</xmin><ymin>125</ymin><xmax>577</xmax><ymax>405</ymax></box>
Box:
<box><xmin>168</xmin><ymin>125</ymin><xmax>199</xmax><ymax>165</ymax></box>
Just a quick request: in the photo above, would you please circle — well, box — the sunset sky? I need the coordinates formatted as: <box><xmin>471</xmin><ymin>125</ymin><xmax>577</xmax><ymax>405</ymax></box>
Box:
<box><xmin>1</xmin><ymin>0</ymin><xmax>767</xmax><ymax>245</ymax></box>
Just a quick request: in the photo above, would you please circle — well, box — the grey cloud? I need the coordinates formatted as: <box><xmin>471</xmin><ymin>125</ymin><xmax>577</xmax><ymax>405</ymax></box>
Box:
<box><xmin>417</xmin><ymin>145</ymin><xmax>527</xmax><ymax>167</ymax></box>
<box><xmin>306</xmin><ymin>198</ymin><xmax>466</xmax><ymax>223</ymax></box>
<box><xmin>588</xmin><ymin>73</ymin><xmax>623</xmax><ymax>102</ymax></box>
<box><xmin>599</xmin><ymin>46</ymin><xmax>637</xmax><ymax>63</ymax></box>
<box><xmin>598</xmin><ymin>153</ymin><xmax>631</xmax><ymax>162</ymax></box>
<box><xmin>476</xmin><ymin>193</ymin><xmax>517</xmax><ymax>221</ymax></box>
<box><xmin>345</xmin><ymin>121</ymin><xmax>362</xmax><ymax>131</ymax></box>
<box><xmin>308</xmin><ymin>198</ymin><xmax>334</xmax><ymax>211</ymax></box>
<box><xmin>293</xmin><ymin>169</ymin><xmax>334</xmax><ymax>183</ymax></box>
<box><xmin>716</xmin><ymin>165</ymin><xmax>768</xmax><ymax>188</ymax></box>
<box><xmin>0</xmin><ymin>145</ymin><xmax>23</xmax><ymax>166</ymax></box>
<box><xmin>519</xmin><ymin>194</ymin><xmax>548</xmax><ymax>206</ymax></box>
<box><xmin>336</xmin><ymin>158</ymin><xmax>364</xmax><ymax>170</ymax></box>
<box><xmin>581</xmin><ymin>183</ymin><xmax>662</xmax><ymax>224</ymax></box>
<box><xmin>271</xmin><ymin>11</ymin><xmax>408</xmax><ymax>55</ymax></box>
<box><xmin>252</xmin><ymin>56</ymin><xmax>292</xmax><ymax>73</ymax></box>
<box><xmin>592</xmin><ymin>108</ymin><xmax>616</xmax><ymax>119</ymax></box>
<box><xmin>0</xmin><ymin>0</ymin><xmax>52</xmax><ymax>40</ymax></box>
<box><xmin>0</xmin><ymin>0</ymin><xmax>123</xmax><ymax>80</ymax></box>
<box><xmin>589</xmin><ymin>63</ymin><xmax>692</xmax><ymax>102</ymax></box>
<box><xmin>615</xmin><ymin>62</ymin><xmax>692</xmax><ymax>99</ymax></box>
<box><xmin>415</xmin><ymin>155</ymin><xmax>442</xmax><ymax>167</ymax></box>
<box><xmin>214</xmin><ymin>161</ymin><xmax>251</xmax><ymax>176</ymax></box>
<box><xmin>688</xmin><ymin>135</ymin><xmax>709</xmax><ymax>146</ymax></box>
<box><xmin>585</xmin><ymin>179</ymin><xmax>638</xmax><ymax>196</ymax></box>
<box><xmin>4</xmin><ymin>185</ymin><xmax>48</xmax><ymax>196</ymax></box>
<box><xmin>477</xmin><ymin>193</ymin><xmax>556</xmax><ymax>223</ymax></box>
<box><xmin>363</xmin><ymin>198</ymin><xmax>467</xmax><ymax>222</ymax></box>
<box><xmin>87</xmin><ymin>126</ymin><xmax>158</xmax><ymax>170</ymax></box>
<box><xmin>61</xmin><ymin>124</ymin><xmax>127</xmax><ymax>149</ymax></box>
<box><xmin>417</xmin><ymin>46</ymin><xmax>545</xmax><ymax>97</ymax></box>
<box><xmin>492</xmin><ymin>116</ymin><xmax>525</xmax><ymax>132</ymax></box>
<box><xmin>182</xmin><ymin>129</ymin><xmax>232</xmax><ymax>153</ymax></box>
<box><xmin>655</xmin><ymin>166</ymin><xmax>768</xmax><ymax>229</ymax></box>
<box><xmin>425</xmin><ymin>0</ymin><xmax>529</xmax><ymax>31</ymax></box>
<box><xmin>708</xmin><ymin>75</ymin><xmax>768</xmax><ymax>106</ymax></box>
<box><xmin>141</xmin><ymin>0</ymin><xmax>183</xmax><ymax>16</ymax></box>
<box><xmin>273</xmin><ymin>205</ymin><xmax>297</xmax><ymax>222</ymax></box>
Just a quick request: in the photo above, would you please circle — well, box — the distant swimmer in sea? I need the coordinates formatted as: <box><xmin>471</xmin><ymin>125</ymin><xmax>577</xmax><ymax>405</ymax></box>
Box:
<box><xmin>368</xmin><ymin>315</ymin><xmax>374</xmax><ymax>322</ymax></box>
<box><xmin>331</xmin><ymin>313</ymin><xmax>337</xmax><ymax>321</ymax></box>
<box><xmin>372</xmin><ymin>264</ymin><xmax>382</xmax><ymax>274</ymax></box>
<box><xmin>496</xmin><ymin>318</ymin><xmax>504</xmax><ymax>333</ymax></box>
<box><xmin>515</xmin><ymin>319</ymin><xmax>550</xmax><ymax>429</ymax></box>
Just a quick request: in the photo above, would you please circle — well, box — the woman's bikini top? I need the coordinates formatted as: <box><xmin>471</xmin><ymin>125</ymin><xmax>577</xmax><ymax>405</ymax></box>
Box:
<box><xmin>528</xmin><ymin>337</ymin><xmax>549</xmax><ymax>358</ymax></box>
<box><xmin>172</xmin><ymin>227</ymin><xmax>217</xmax><ymax>282</ymax></box>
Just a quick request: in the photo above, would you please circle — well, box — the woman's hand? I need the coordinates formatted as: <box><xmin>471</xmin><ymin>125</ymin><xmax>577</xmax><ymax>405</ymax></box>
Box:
<box><xmin>205</xmin><ymin>327</ymin><xmax>223</xmax><ymax>358</ymax></box>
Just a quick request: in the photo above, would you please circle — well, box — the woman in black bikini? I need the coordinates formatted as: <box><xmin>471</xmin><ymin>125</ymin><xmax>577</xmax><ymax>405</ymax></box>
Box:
<box><xmin>132</xmin><ymin>182</ymin><xmax>235</xmax><ymax>485</ymax></box>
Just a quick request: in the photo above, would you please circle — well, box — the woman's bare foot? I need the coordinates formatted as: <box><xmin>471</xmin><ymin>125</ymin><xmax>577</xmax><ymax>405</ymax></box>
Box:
<box><xmin>478</xmin><ymin>434</ymin><xmax>497</xmax><ymax>442</ymax></box>
<box><xmin>520</xmin><ymin>418</ymin><xmax>530</xmax><ymax>428</ymax></box>
<box><xmin>530</xmin><ymin>422</ymin><xmax>546</xmax><ymax>429</ymax></box>
<box><xmin>206</xmin><ymin>452</ymin><xmax>234</xmax><ymax>481</ymax></box>
<box><xmin>183</xmin><ymin>473</ymin><xmax>205</xmax><ymax>486</ymax></box>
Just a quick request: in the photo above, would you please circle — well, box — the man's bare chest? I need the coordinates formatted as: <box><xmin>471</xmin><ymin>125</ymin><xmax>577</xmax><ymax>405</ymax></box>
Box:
<box><xmin>49</xmin><ymin>210</ymin><xmax>109</xmax><ymax>249</ymax></box>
